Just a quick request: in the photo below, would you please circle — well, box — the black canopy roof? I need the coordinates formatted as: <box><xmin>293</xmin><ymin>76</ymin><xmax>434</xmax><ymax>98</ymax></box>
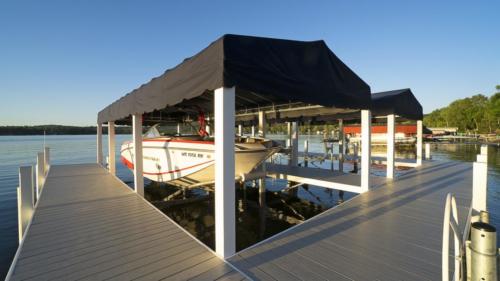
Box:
<box><xmin>98</xmin><ymin>34</ymin><xmax>371</xmax><ymax>124</ymax></box>
<box><xmin>371</xmin><ymin>89</ymin><xmax>423</xmax><ymax>120</ymax></box>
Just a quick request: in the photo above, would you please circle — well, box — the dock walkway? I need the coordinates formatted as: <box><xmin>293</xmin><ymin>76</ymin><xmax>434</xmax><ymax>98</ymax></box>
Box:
<box><xmin>7</xmin><ymin>164</ymin><xmax>244</xmax><ymax>281</ymax></box>
<box><xmin>229</xmin><ymin>160</ymin><xmax>472</xmax><ymax>280</ymax></box>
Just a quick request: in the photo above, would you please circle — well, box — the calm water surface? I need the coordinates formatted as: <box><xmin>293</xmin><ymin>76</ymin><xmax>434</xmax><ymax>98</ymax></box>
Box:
<box><xmin>0</xmin><ymin>135</ymin><xmax>498</xmax><ymax>279</ymax></box>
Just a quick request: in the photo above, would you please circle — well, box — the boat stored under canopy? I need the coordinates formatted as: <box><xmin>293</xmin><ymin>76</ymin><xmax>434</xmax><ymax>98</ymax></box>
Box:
<box><xmin>98</xmin><ymin>34</ymin><xmax>371</xmax><ymax>124</ymax></box>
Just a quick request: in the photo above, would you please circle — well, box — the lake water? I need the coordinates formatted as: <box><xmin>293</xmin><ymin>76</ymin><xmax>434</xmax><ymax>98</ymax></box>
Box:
<box><xmin>0</xmin><ymin>135</ymin><xmax>498</xmax><ymax>279</ymax></box>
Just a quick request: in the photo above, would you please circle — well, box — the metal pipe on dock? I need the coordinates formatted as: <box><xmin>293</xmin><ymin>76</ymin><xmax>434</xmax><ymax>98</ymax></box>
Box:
<box><xmin>470</xmin><ymin>222</ymin><xmax>497</xmax><ymax>281</ymax></box>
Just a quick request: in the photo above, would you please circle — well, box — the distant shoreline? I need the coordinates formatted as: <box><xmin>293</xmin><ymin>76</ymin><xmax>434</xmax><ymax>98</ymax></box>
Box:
<box><xmin>0</xmin><ymin>125</ymin><xmax>131</xmax><ymax>136</ymax></box>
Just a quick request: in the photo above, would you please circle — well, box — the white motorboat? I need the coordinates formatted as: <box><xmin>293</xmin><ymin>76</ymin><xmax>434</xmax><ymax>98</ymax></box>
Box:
<box><xmin>121</xmin><ymin>125</ymin><xmax>279</xmax><ymax>187</ymax></box>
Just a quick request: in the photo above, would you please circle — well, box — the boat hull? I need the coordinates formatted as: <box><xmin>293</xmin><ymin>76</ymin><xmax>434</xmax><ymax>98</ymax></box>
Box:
<box><xmin>121</xmin><ymin>138</ymin><xmax>276</xmax><ymax>187</ymax></box>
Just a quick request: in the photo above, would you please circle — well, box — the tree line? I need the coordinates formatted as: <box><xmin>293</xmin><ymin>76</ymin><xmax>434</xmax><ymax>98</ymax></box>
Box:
<box><xmin>423</xmin><ymin>86</ymin><xmax>500</xmax><ymax>134</ymax></box>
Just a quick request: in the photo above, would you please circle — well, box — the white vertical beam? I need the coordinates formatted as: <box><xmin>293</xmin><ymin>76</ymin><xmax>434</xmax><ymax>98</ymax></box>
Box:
<box><xmin>43</xmin><ymin>147</ymin><xmax>50</xmax><ymax>175</ymax></box>
<box><xmin>36</xmin><ymin>152</ymin><xmax>44</xmax><ymax>198</ymax></box>
<box><xmin>18</xmin><ymin>166</ymin><xmax>34</xmax><ymax>242</ymax></box>
<box><xmin>238</xmin><ymin>124</ymin><xmax>242</xmax><ymax>136</ymax></box>
<box><xmin>251</xmin><ymin>126</ymin><xmax>255</xmax><ymax>137</ymax></box>
<box><xmin>132</xmin><ymin>114</ymin><xmax>144</xmax><ymax>197</ymax></box>
<box><xmin>338</xmin><ymin>119</ymin><xmax>344</xmax><ymax>172</ymax></box>
<box><xmin>290</xmin><ymin>122</ymin><xmax>299</xmax><ymax>166</ymax></box>
<box><xmin>472</xmin><ymin>160</ymin><xmax>488</xmax><ymax>213</ymax></box>
<box><xmin>304</xmin><ymin>140</ymin><xmax>309</xmax><ymax>167</ymax></box>
<box><xmin>386</xmin><ymin>114</ymin><xmax>395</xmax><ymax>179</ymax></box>
<box><xmin>214</xmin><ymin>87</ymin><xmax>236</xmax><ymax>258</ymax></box>
<box><xmin>287</xmin><ymin>122</ymin><xmax>292</xmax><ymax>147</ymax></box>
<box><xmin>97</xmin><ymin>123</ymin><xmax>103</xmax><ymax>165</ymax></box>
<box><xmin>258</xmin><ymin>111</ymin><xmax>266</xmax><ymax>138</ymax></box>
<box><xmin>108</xmin><ymin>121</ymin><xmax>116</xmax><ymax>175</ymax></box>
<box><xmin>177</xmin><ymin>123</ymin><xmax>181</xmax><ymax>135</ymax></box>
<box><xmin>416</xmin><ymin>120</ymin><xmax>423</xmax><ymax>166</ymax></box>
<box><xmin>425</xmin><ymin>143</ymin><xmax>431</xmax><ymax>160</ymax></box>
<box><xmin>361</xmin><ymin>110</ymin><xmax>371</xmax><ymax>192</ymax></box>
<box><xmin>480</xmin><ymin>145</ymin><xmax>488</xmax><ymax>156</ymax></box>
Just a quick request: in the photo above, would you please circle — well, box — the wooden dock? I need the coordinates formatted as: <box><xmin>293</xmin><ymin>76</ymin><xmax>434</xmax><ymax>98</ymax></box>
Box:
<box><xmin>7</xmin><ymin>164</ymin><xmax>245</xmax><ymax>281</ymax></box>
<box><xmin>229</xmin><ymin>160</ymin><xmax>472</xmax><ymax>280</ymax></box>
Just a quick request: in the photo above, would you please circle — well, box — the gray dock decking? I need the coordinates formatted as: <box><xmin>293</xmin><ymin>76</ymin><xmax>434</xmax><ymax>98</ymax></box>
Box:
<box><xmin>8</xmin><ymin>160</ymin><xmax>473</xmax><ymax>280</ymax></box>
<box><xmin>8</xmin><ymin>164</ymin><xmax>244</xmax><ymax>281</ymax></box>
<box><xmin>229</xmin><ymin>160</ymin><xmax>472</xmax><ymax>280</ymax></box>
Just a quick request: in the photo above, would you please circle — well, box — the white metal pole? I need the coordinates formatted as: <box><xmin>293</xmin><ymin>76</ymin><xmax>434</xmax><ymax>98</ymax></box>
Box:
<box><xmin>251</xmin><ymin>126</ymin><xmax>255</xmax><ymax>137</ymax></box>
<box><xmin>425</xmin><ymin>143</ymin><xmax>431</xmax><ymax>160</ymax></box>
<box><xmin>238</xmin><ymin>124</ymin><xmax>242</xmax><ymax>136</ymax></box>
<box><xmin>132</xmin><ymin>114</ymin><xmax>144</xmax><ymax>197</ymax></box>
<box><xmin>361</xmin><ymin>110</ymin><xmax>371</xmax><ymax>192</ymax></box>
<box><xmin>214</xmin><ymin>87</ymin><xmax>236</xmax><ymax>258</ymax></box>
<box><xmin>387</xmin><ymin>114</ymin><xmax>395</xmax><ymax>179</ymax></box>
<box><xmin>472</xmin><ymin>153</ymin><xmax>488</xmax><ymax>213</ymax></box>
<box><xmin>287</xmin><ymin>122</ymin><xmax>292</xmax><ymax>148</ymax></box>
<box><xmin>304</xmin><ymin>140</ymin><xmax>309</xmax><ymax>167</ymax></box>
<box><xmin>258</xmin><ymin>111</ymin><xmax>266</xmax><ymax>138</ymax></box>
<box><xmin>97</xmin><ymin>123</ymin><xmax>103</xmax><ymax>165</ymax></box>
<box><xmin>416</xmin><ymin>120</ymin><xmax>423</xmax><ymax>166</ymax></box>
<box><xmin>291</xmin><ymin>122</ymin><xmax>299</xmax><ymax>166</ymax></box>
<box><xmin>108</xmin><ymin>121</ymin><xmax>116</xmax><ymax>175</ymax></box>
<box><xmin>43</xmin><ymin>147</ymin><xmax>50</xmax><ymax>175</ymax></box>
<box><xmin>36</xmin><ymin>152</ymin><xmax>44</xmax><ymax>198</ymax></box>
<box><xmin>18</xmin><ymin>166</ymin><xmax>34</xmax><ymax>242</ymax></box>
<box><xmin>177</xmin><ymin>123</ymin><xmax>181</xmax><ymax>135</ymax></box>
<box><xmin>339</xmin><ymin>119</ymin><xmax>344</xmax><ymax>172</ymax></box>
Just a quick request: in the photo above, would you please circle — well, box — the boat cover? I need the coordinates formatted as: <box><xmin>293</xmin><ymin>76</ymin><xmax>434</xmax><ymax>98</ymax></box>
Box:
<box><xmin>98</xmin><ymin>34</ymin><xmax>371</xmax><ymax>123</ymax></box>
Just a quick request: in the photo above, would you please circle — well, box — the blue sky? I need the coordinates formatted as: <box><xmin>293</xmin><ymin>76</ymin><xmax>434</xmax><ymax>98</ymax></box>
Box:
<box><xmin>1</xmin><ymin>1</ymin><xmax>499</xmax><ymax>126</ymax></box>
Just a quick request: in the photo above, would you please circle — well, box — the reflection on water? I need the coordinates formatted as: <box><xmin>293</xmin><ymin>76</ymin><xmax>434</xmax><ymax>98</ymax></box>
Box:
<box><xmin>145</xmin><ymin>178</ymin><xmax>350</xmax><ymax>251</ymax></box>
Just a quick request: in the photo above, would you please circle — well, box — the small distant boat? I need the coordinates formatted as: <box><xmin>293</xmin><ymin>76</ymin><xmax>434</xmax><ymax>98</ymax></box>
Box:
<box><xmin>121</xmin><ymin>125</ymin><xmax>279</xmax><ymax>187</ymax></box>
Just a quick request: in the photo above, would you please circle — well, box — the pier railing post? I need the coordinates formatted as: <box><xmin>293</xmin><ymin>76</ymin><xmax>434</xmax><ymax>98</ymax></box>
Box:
<box><xmin>386</xmin><ymin>114</ymin><xmax>395</xmax><ymax>179</ymax></box>
<box><xmin>472</xmin><ymin>148</ymin><xmax>488</xmax><ymax>213</ymax></box>
<box><xmin>132</xmin><ymin>114</ymin><xmax>144</xmax><ymax>197</ymax></box>
<box><xmin>18</xmin><ymin>166</ymin><xmax>34</xmax><ymax>242</ymax></box>
<box><xmin>108</xmin><ymin>121</ymin><xmax>116</xmax><ymax>175</ymax></box>
<box><xmin>425</xmin><ymin>143</ymin><xmax>431</xmax><ymax>160</ymax></box>
<box><xmin>361</xmin><ymin>110</ymin><xmax>371</xmax><ymax>192</ymax></box>
<box><xmin>97</xmin><ymin>123</ymin><xmax>103</xmax><ymax>165</ymax></box>
<box><xmin>36</xmin><ymin>152</ymin><xmax>44</xmax><ymax>199</ymax></box>
<box><xmin>238</xmin><ymin>124</ymin><xmax>242</xmax><ymax>136</ymax></box>
<box><xmin>214</xmin><ymin>86</ymin><xmax>236</xmax><ymax>258</ymax></box>
<box><xmin>43</xmin><ymin>147</ymin><xmax>50</xmax><ymax>175</ymax></box>
<box><xmin>416</xmin><ymin>120</ymin><xmax>423</xmax><ymax>166</ymax></box>
<box><xmin>251</xmin><ymin>125</ymin><xmax>255</xmax><ymax>137</ymax></box>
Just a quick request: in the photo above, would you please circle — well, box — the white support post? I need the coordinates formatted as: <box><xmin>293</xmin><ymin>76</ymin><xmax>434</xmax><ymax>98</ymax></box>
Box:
<box><xmin>472</xmin><ymin>152</ymin><xmax>488</xmax><ymax>213</ymax></box>
<box><xmin>480</xmin><ymin>145</ymin><xmax>488</xmax><ymax>156</ymax></box>
<box><xmin>258</xmin><ymin>111</ymin><xmax>266</xmax><ymax>138</ymax></box>
<box><xmin>43</xmin><ymin>147</ymin><xmax>50</xmax><ymax>175</ymax></box>
<box><xmin>361</xmin><ymin>110</ymin><xmax>371</xmax><ymax>192</ymax></box>
<box><xmin>425</xmin><ymin>143</ymin><xmax>431</xmax><ymax>160</ymax></box>
<box><xmin>238</xmin><ymin>124</ymin><xmax>242</xmax><ymax>136</ymax></box>
<box><xmin>97</xmin><ymin>123</ymin><xmax>103</xmax><ymax>165</ymax></box>
<box><xmin>18</xmin><ymin>166</ymin><xmax>34</xmax><ymax>242</ymax></box>
<box><xmin>132</xmin><ymin>114</ymin><xmax>144</xmax><ymax>197</ymax></box>
<box><xmin>251</xmin><ymin>126</ymin><xmax>255</xmax><ymax>137</ymax></box>
<box><xmin>108</xmin><ymin>121</ymin><xmax>116</xmax><ymax>175</ymax></box>
<box><xmin>386</xmin><ymin>114</ymin><xmax>395</xmax><ymax>179</ymax></box>
<box><xmin>290</xmin><ymin>122</ymin><xmax>299</xmax><ymax>166</ymax></box>
<box><xmin>339</xmin><ymin>119</ymin><xmax>344</xmax><ymax>172</ymax></box>
<box><xmin>214</xmin><ymin>87</ymin><xmax>236</xmax><ymax>258</ymax></box>
<box><xmin>36</xmin><ymin>152</ymin><xmax>44</xmax><ymax>198</ymax></box>
<box><xmin>416</xmin><ymin>120</ymin><xmax>423</xmax><ymax>166</ymax></box>
<box><xmin>304</xmin><ymin>140</ymin><xmax>309</xmax><ymax>167</ymax></box>
<box><xmin>287</xmin><ymin>122</ymin><xmax>292</xmax><ymax>147</ymax></box>
<box><xmin>177</xmin><ymin>123</ymin><xmax>181</xmax><ymax>135</ymax></box>
<box><xmin>205</xmin><ymin>117</ymin><xmax>211</xmax><ymax>136</ymax></box>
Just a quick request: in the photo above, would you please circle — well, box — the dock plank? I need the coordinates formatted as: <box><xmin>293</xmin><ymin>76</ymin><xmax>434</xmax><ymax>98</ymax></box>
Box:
<box><xmin>229</xmin><ymin>160</ymin><xmax>472</xmax><ymax>280</ymax></box>
<box><xmin>7</xmin><ymin>164</ymin><xmax>243</xmax><ymax>281</ymax></box>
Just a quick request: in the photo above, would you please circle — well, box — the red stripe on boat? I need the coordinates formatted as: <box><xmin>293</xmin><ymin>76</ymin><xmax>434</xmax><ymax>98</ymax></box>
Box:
<box><xmin>121</xmin><ymin>156</ymin><xmax>213</xmax><ymax>175</ymax></box>
<box><xmin>142</xmin><ymin>139</ymin><xmax>214</xmax><ymax>145</ymax></box>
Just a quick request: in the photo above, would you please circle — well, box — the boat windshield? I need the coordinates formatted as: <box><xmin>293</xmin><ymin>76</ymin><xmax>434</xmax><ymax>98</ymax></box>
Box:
<box><xmin>143</xmin><ymin>125</ymin><xmax>161</xmax><ymax>138</ymax></box>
